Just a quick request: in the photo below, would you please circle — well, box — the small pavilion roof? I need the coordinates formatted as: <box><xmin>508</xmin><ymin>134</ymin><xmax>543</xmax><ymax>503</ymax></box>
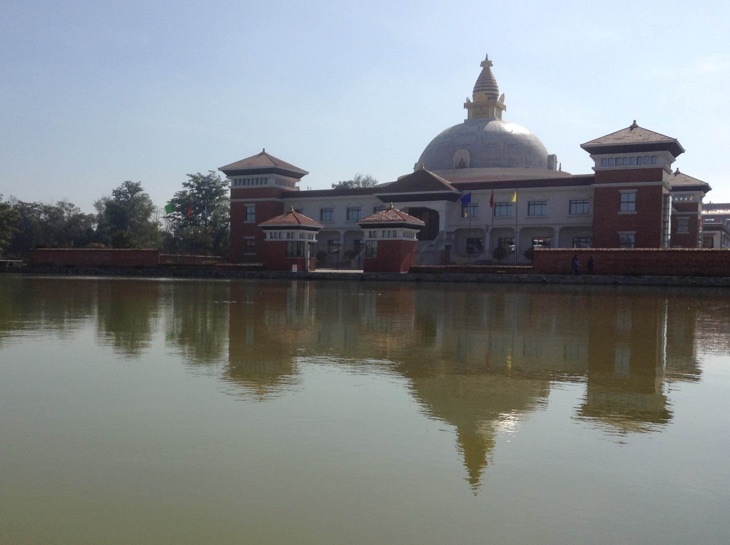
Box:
<box><xmin>359</xmin><ymin>204</ymin><xmax>425</xmax><ymax>227</ymax></box>
<box><xmin>259</xmin><ymin>208</ymin><xmax>323</xmax><ymax>230</ymax></box>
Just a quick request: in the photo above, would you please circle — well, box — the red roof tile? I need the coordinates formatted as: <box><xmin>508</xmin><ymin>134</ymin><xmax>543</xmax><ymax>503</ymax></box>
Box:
<box><xmin>219</xmin><ymin>149</ymin><xmax>309</xmax><ymax>177</ymax></box>
<box><xmin>259</xmin><ymin>208</ymin><xmax>323</xmax><ymax>229</ymax></box>
<box><xmin>359</xmin><ymin>205</ymin><xmax>425</xmax><ymax>226</ymax></box>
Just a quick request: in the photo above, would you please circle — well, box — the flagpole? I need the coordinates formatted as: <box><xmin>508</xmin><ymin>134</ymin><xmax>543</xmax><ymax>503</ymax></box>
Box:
<box><xmin>489</xmin><ymin>190</ymin><xmax>494</xmax><ymax>262</ymax></box>
<box><xmin>514</xmin><ymin>190</ymin><xmax>518</xmax><ymax>265</ymax></box>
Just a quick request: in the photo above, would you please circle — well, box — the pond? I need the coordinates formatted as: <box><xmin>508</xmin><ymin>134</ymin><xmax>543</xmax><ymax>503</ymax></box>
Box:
<box><xmin>0</xmin><ymin>276</ymin><xmax>728</xmax><ymax>544</ymax></box>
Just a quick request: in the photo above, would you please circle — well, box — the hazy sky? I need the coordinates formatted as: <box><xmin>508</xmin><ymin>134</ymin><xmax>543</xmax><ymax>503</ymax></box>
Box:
<box><xmin>2</xmin><ymin>0</ymin><xmax>729</xmax><ymax>212</ymax></box>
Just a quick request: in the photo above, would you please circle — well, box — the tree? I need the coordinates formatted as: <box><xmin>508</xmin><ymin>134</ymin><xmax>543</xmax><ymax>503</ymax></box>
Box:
<box><xmin>331</xmin><ymin>173</ymin><xmax>378</xmax><ymax>190</ymax></box>
<box><xmin>5</xmin><ymin>199</ymin><xmax>97</xmax><ymax>257</ymax></box>
<box><xmin>95</xmin><ymin>181</ymin><xmax>160</xmax><ymax>248</ymax></box>
<box><xmin>163</xmin><ymin>171</ymin><xmax>229</xmax><ymax>256</ymax></box>
<box><xmin>0</xmin><ymin>195</ymin><xmax>19</xmax><ymax>256</ymax></box>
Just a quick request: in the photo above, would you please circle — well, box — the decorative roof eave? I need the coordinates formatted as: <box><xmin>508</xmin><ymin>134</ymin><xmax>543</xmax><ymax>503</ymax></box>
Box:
<box><xmin>670</xmin><ymin>184</ymin><xmax>712</xmax><ymax>194</ymax></box>
<box><xmin>583</xmin><ymin>142</ymin><xmax>685</xmax><ymax>157</ymax></box>
<box><xmin>222</xmin><ymin>166</ymin><xmax>306</xmax><ymax>178</ymax></box>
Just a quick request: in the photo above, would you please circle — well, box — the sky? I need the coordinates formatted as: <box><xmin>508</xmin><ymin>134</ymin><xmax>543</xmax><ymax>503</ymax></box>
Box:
<box><xmin>2</xmin><ymin>0</ymin><xmax>729</xmax><ymax>213</ymax></box>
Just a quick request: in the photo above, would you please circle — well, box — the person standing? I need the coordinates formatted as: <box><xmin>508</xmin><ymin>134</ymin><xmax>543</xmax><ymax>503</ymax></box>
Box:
<box><xmin>571</xmin><ymin>254</ymin><xmax>580</xmax><ymax>275</ymax></box>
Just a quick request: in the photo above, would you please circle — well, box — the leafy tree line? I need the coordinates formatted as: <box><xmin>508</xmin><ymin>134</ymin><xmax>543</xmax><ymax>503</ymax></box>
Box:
<box><xmin>0</xmin><ymin>172</ymin><xmax>229</xmax><ymax>259</ymax></box>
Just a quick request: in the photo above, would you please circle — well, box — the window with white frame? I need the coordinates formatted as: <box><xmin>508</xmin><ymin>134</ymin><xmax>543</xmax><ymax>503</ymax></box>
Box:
<box><xmin>619</xmin><ymin>191</ymin><xmax>637</xmax><ymax>213</ymax></box>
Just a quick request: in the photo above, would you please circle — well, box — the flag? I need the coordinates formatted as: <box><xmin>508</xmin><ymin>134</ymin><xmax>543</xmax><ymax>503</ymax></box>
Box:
<box><xmin>460</xmin><ymin>192</ymin><xmax>472</xmax><ymax>206</ymax></box>
<box><xmin>511</xmin><ymin>191</ymin><xmax>518</xmax><ymax>202</ymax></box>
<box><xmin>187</xmin><ymin>202</ymin><xmax>193</xmax><ymax>217</ymax></box>
<box><xmin>489</xmin><ymin>191</ymin><xmax>494</xmax><ymax>208</ymax></box>
<box><xmin>164</xmin><ymin>202</ymin><xmax>174</xmax><ymax>214</ymax></box>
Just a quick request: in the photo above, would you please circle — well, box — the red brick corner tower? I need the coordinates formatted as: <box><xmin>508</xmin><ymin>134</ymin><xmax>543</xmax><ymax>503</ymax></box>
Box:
<box><xmin>581</xmin><ymin>121</ymin><xmax>684</xmax><ymax>248</ymax></box>
<box><xmin>220</xmin><ymin>150</ymin><xmax>308</xmax><ymax>263</ymax></box>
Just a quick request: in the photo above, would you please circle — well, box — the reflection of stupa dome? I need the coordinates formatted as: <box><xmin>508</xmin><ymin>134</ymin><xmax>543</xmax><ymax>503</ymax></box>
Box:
<box><xmin>417</xmin><ymin>55</ymin><xmax>556</xmax><ymax>173</ymax></box>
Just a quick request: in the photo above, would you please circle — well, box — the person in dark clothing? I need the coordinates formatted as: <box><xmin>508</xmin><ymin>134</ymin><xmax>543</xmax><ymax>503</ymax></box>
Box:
<box><xmin>571</xmin><ymin>255</ymin><xmax>580</xmax><ymax>275</ymax></box>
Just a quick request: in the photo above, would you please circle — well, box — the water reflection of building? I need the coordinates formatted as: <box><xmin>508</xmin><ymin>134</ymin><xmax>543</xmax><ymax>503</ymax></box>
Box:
<box><xmin>222</xmin><ymin>282</ymin><xmax>712</xmax><ymax>490</ymax></box>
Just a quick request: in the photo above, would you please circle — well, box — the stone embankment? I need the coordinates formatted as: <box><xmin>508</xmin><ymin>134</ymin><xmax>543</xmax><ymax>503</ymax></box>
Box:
<box><xmin>5</xmin><ymin>263</ymin><xmax>730</xmax><ymax>288</ymax></box>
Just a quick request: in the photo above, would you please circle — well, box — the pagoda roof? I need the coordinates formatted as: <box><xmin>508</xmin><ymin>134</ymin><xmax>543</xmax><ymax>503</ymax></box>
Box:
<box><xmin>219</xmin><ymin>149</ymin><xmax>309</xmax><ymax>178</ymax></box>
<box><xmin>375</xmin><ymin>167</ymin><xmax>462</xmax><ymax>203</ymax></box>
<box><xmin>359</xmin><ymin>205</ymin><xmax>426</xmax><ymax>227</ymax></box>
<box><xmin>668</xmin><ymin>169</ymin><xmax>711</xmax><ymax>193</ymax></box>
<box><xmin>259</xmin><ymin>208</ymin><xmax>323</xmax><ymax>230</ymax></box>
<box><xmin>581</xmin><ymin>121</ymin><xmax>685</xmax><ymax>157</ymax></box>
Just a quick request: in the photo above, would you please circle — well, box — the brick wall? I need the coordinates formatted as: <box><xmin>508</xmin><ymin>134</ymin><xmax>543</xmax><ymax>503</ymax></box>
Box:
<box><xmin>230</xmin><ymin>198</ymin><xmax>285</xmax><ymax>263</ymax></box>
<box><xmin>533</xmin><ymin>248</ymin><xmax>730</xmax><ymax>276</ymax></box>
<box><xmin>28</xmin><ymin>249</ymin><xmax>160</xmax><ymax>268</ymax></box>
<box><xmin>363</xmin><ymin>240</ymin><xmax>418</xmax><ymax>273</ymax></box>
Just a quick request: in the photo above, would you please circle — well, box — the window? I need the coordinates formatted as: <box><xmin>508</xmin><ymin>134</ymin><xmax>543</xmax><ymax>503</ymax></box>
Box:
<box><xmin>245</xmin><ymin>204</ymin><xmax>256</xmax><ymax>222</ymax></box>
<box><xmin>569</xmin><ymin>200</ymin><xmax>590</xmax><ymax>215</ymax></box>
<box><xmin>676</xmin><ymin>216</ymin><xmax>689</xmax><ymax>234</ymax></box>
<box><xmin>572</xmin><ymin>237</ymin><xmax>592</xmax><ymax>248</ymax></box>
<box><xmin>320</xmin><ymin>208</ymin><xmax>333</xmax><ymax>222</ymax></box>
<box><xmin>462</xmin><ymin>203</ymin><xmax>479</xmax><ymax>218</ymax></box>
<box><xmin>466</xmin><ymin>238</ymin><xmax>483</xmax><ymax>255</ymax></box>
<box><xmin>243</xmin><ymin>237</ymin><xmax>256</xmax><ymax>255</ymax></box>
<box><xmin>619</xmin><ymin>191</ymin><xmax>637</xmax><ymax>213</ymax></box>
<box><xmin>531</xmin><ymin>237</ymin><xmax>551</xmax><ymax>248</ymax></box>
<box><xmin>327</xmin><ymin>240</ymin><xmax>340</xmax><ymax>254</ymax></box>
<box><xmin>498</xmin><ymin>237</ymin><xmax>515</xmax><ymax>254</ymax></box>
<box><xmin>373</xmin><ymin>206</ymin><xmax>386</xmax><ymax>214</ymax></box>
<box><xmin>494</xmin><ymin>203</ymin><xmax>513</xmax><ymax>217</ymax></box>
<box><xmin>286</xmin><ymin>241</ymin><xmax>304</xmax><ymax>258</ymax></box>
<box><xmin>365</xmin><ymin>240</ymin><xmax>378</xmax><ymax>258</ymax></box>
<box><xmin>600</xmin><ymin>155</ymin><xmax>658</xmax><ymax>167</ymax></box>
<box><xmin>528</xmin><ymin>201</ymin><xmax>547</xmax><ymax>217</ymax></box>
<box><xmin>346</xmin><ymin>207</ymin><xmax>361</xmax><ymax>222</ymax></box>
<box><xmin>619</xmin><ymin>232</ymin><xmax>635</xmax><ymax>248</ymax></box>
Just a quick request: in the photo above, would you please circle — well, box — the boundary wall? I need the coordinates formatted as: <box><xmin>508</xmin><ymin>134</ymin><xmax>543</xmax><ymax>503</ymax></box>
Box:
<box><xmin>532</xmin><ymin>248</ymin><xmax>730</xmax><ymax>277</ymax></box>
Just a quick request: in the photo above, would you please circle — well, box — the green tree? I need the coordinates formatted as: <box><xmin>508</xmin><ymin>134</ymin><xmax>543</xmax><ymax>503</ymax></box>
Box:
<box><xmin>0</xmin><ymin>195</ymin><xmax>19</xmax><ymax>256</ymax></box>
<box><xmin>163</xmin><ymin>171</ymin><xmax>229</xmax><ymax>256</ymax></box>
<box><xmin>331</xmin><ymin>173</ymin><xmax>378</xmax><ymax>190</ymax></box>
<box><xmin>95</xmin><ymin>181</ymin><xmax>160</xmax><ymax>248</ymax></box>
<box><xmin>5</xmin><ymin>199</ymin><xmax>96</xmax><ymax>257</ymax></box>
